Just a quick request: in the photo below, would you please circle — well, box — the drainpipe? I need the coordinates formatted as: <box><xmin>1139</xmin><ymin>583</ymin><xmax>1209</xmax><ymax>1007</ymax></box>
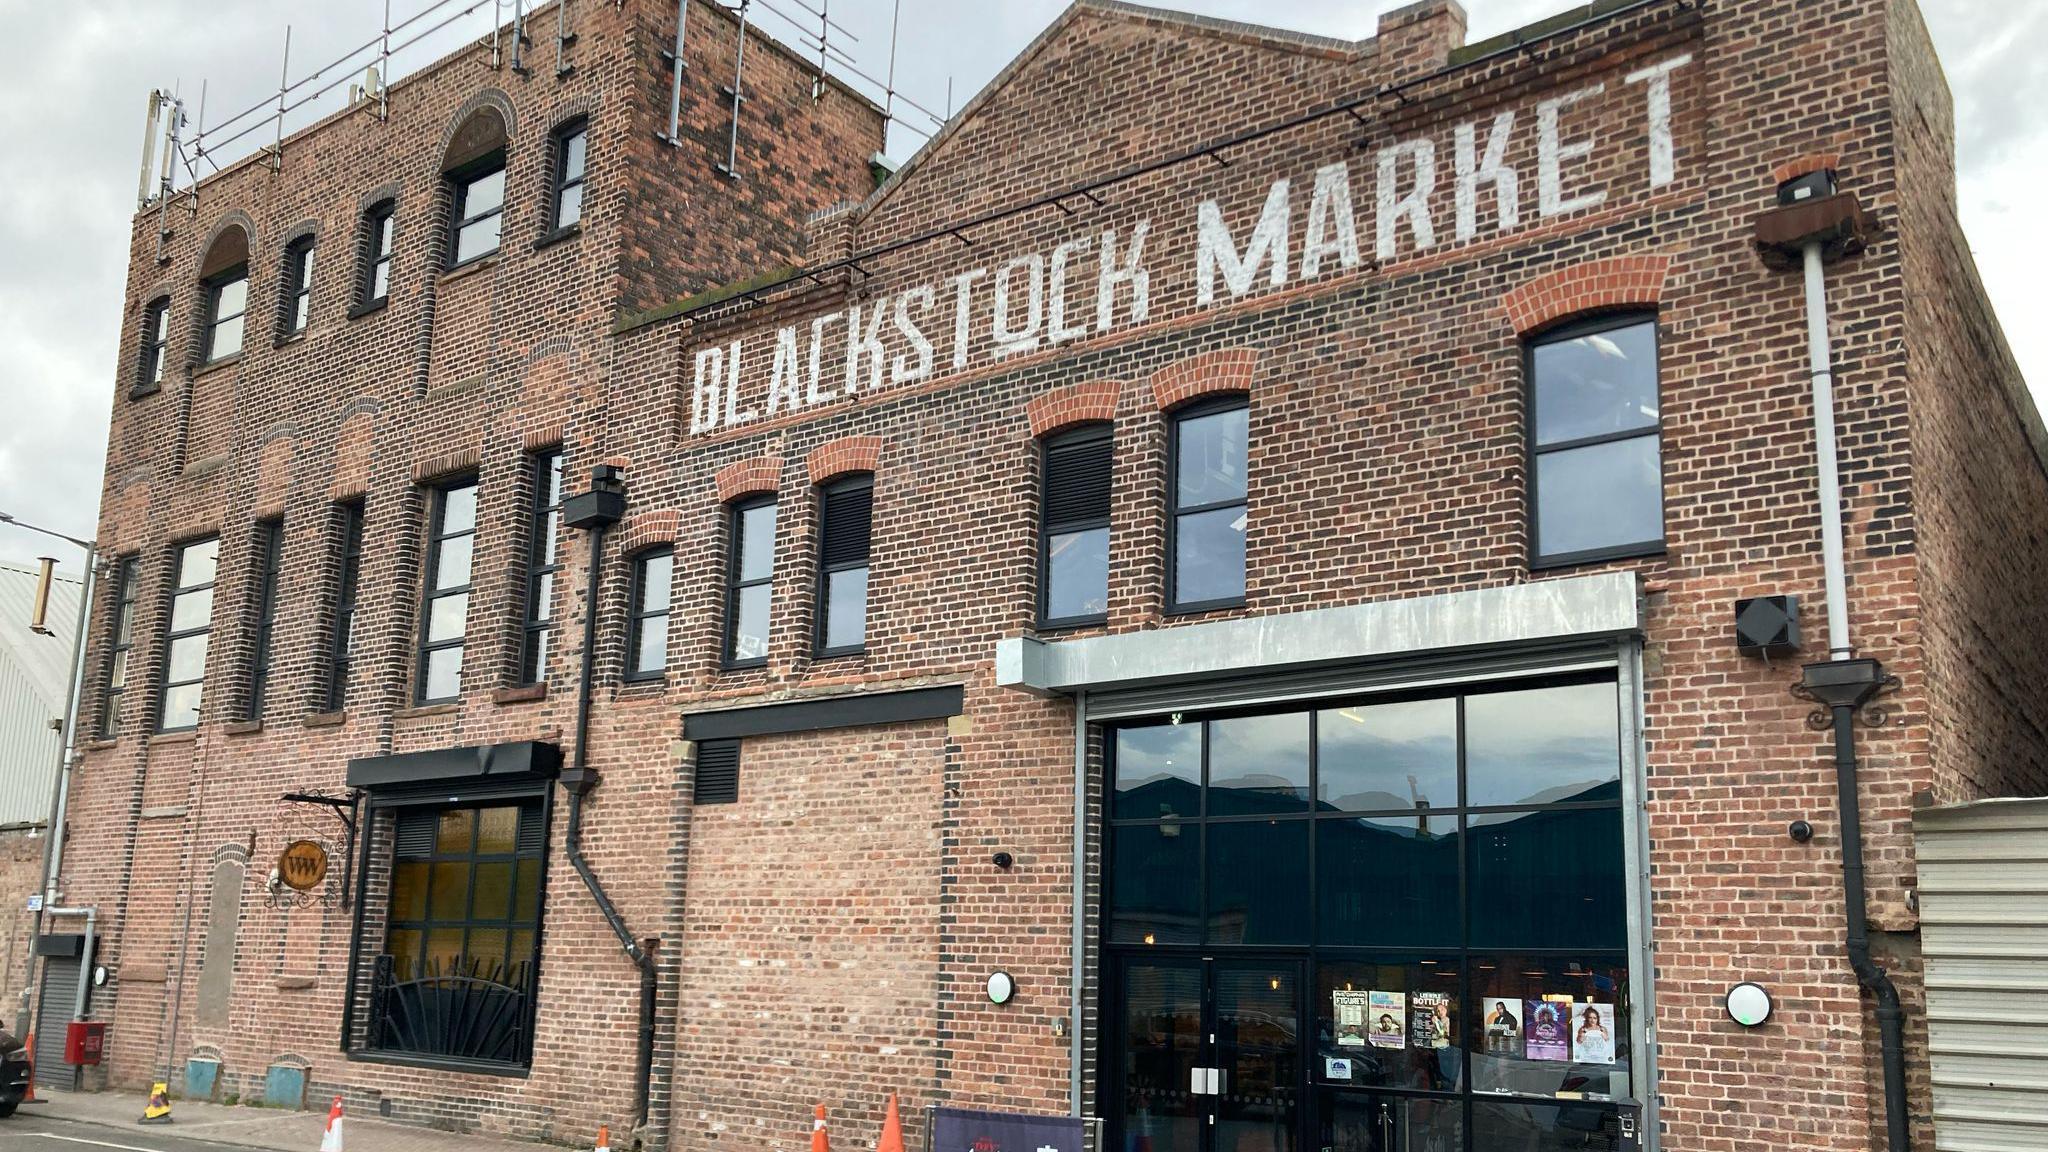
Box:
<box><xmin>1768</xmin><ymin>172</ymin><xmax>1910</xmax><ymax>1151</ymax></box>
<box><xmin>1068</xmin><ymin>691</ymin><xmax>1085</xmax><ymax>1117</ymax></box>
<box><xmin>558</xmin><ymin>465</ymin><xmax>658</xmax><ymax>1134</ymax></box>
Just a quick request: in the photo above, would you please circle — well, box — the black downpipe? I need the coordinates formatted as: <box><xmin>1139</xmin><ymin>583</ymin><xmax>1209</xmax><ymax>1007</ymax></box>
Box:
<box><xmin>562</xmin><ymin>479</ymin><xmax>659</xmax><ymax>1134</ymax></box>
<box><xmin>1828</xmin><ymin>700</ymin><xmax>1912</xmax><ymax>1152</ymax></box>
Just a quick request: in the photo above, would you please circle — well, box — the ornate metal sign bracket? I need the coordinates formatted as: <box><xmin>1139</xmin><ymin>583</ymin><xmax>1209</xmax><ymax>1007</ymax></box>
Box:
<box><xmin>269</xmin><ymin>789</ymin><xmax>363</xmax><ymax>911</ymax></box>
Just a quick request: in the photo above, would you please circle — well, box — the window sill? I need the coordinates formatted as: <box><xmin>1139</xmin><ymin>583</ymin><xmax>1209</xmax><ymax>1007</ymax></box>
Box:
<box><xmin>533</xmin><ymin>223</ymin><xmax>581</xmax><ymax>252</ymax></box>
<box><xmin>127</xmin><ymin>383</ymin><xmax>162</xmax><ymax>403</ymax></box>
<box><xmin>719</xmin><ymin>658</ymin><xmax>769</xmax><ymax>674</ymax></box>
<box><xmin>1036</xmin><ymin>613</ymin><xmax>1109</xmax><ymax>633</ymax></box>
<box><xmin>192</xmin><ymin>353</ymin><xmax>243</xmax><ymax>378</ymax></box>
<box><xmin>303</xmin><ymin>709</ymin><xmax>348</xmax><ymax>729</ymax></box>
<box><xmin>348</xmin><ymin>298</ymin><xmax>390</xmax><ymax>321</ymax></box>
<box><xmin>397</xmin><ymin>701</ymin><xmax>462</xmax><ymax>719</ymax></box>
<box><xmin>1529</xmin><ymin>543</ymin><xmax>1667</xmax><ymax>573</ymax></box>
<box><xmin>441</xmin><ymin>253</ymin><xmax>501</xmax><ymax>283</ymax></box>
<box><xmin>223</xmin><ymin>719</ymin><xmax>264</xmax><ymax>736</ymax></box>
<box><xmin>149</xmin><ymin>729</ymin><xmax>198</xmax><ymax>745</ymax></box>
<box><xmin>271</xmin><ymin>331</ymin><xmax>309</xmax><ymax>351</ymax></box>
<box><xmin>812</xmin><ymin>646</ymin><xmax>867</xmax><ymax>661</ymax></box>
<box><xmin>617</xmin><ymin>676</ymin><xmax>668</xmax><ymax>697</ymax></box>
<box><xmin>84</xmin><ymin>738</ymin><xmax>120</xmax><ymax>752</ymax></box>
<box><xmin>344</xmin><ymin>1048</ymin><xmax>530</xmax><ymax>1079</ymax></box>
<box><xmin>494</xmin><ymin>683</ymin><xmax>548</xmax><ymax>705</ymax></box>
<box><xmin>1164</xmin><ymin>596</ymin><xmax>1246</xmax><ymax>618</ymax></box>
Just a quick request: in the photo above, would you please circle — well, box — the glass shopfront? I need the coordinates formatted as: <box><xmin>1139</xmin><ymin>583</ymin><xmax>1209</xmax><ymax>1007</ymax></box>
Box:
<box><xmin>1103</xmin><ymin>674</ymin><xmax>1638</xmax><ymax>1152</ymax></box>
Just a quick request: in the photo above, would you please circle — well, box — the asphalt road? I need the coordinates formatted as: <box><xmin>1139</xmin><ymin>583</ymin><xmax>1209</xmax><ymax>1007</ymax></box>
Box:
<box><xmin>0</xmin><ymin>1111</ymin><xmax>273</xmax><ymax>1152</ymax></box>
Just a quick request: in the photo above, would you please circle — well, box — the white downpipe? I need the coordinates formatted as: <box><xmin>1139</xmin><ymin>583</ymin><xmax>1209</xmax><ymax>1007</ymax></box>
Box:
<box><xmin>1803</xmin><ymin>240</ymin><xmax>1853</xmax><ymax>660</ymax></box>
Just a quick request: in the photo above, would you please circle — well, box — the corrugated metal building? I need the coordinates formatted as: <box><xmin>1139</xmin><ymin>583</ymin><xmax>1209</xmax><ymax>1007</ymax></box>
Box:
<box><xmin>0</xmin><ymin>561</ymin><xmax>80</xmax><ymax>827</ymax></box>
<box><xmin>1914</xmin><ymin>797</ymin><xmax>2048</xmax><ymax>1152</ymax></box>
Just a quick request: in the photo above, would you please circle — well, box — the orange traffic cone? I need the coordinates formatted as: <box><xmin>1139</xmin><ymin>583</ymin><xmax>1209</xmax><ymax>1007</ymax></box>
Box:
<box><xmin>812</xmin><ymin>1104</ymin><xmax>830</xmax><ymax>1152</ymax></box>
<box><xmin>876</xmin><ymin>1095</ymin><xmax>904</xmax><ymax>1152</ymax></box>
<box><xmin>320</xmin><ymin>1096</ymin><xmax>345</xmax><ymax>1152</ymax></box>
<box><xmin>594</xmin><ymin>1124</ymin><xmax>611</xmax><ymax>1152</ymax></box>
<box><xmin>19</xmin><ymin>1033</ymin><xmax>34</xmax><ymax>1104</ymax></box>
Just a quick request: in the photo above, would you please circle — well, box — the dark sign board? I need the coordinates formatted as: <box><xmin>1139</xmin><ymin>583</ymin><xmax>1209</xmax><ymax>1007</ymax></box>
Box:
<box><xmin>930</xmin><ymin>1107</ymin><xmax>1085</xmax><ymax>1152</ymax></box>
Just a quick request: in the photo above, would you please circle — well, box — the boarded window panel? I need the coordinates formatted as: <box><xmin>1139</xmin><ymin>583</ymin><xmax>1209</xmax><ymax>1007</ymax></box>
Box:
<box><xmin>196</xmin><ymin>855</ymin><xmax>246</xmax><ymax>1028</ymax></box>
<box><xmin>695</xmin><ymin>740</ymin><xmax>741</xmax><ymax>805</ymax></box>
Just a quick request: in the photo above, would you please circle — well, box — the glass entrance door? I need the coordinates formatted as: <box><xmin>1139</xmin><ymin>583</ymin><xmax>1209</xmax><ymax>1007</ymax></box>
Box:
<box><xmin>1112</xmin><ymin>956</ymin><xmax>1304</xmax><ymax>1152</ymax></box>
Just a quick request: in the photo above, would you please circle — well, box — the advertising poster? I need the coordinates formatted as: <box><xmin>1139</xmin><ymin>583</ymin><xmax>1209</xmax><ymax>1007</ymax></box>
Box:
<box><xmin>1482</xmin><ymin>998</ymin><xmax>1522</xmax><ymax>1054</ymax></box>
<box><xmin>1410</xmin><ymin>991</ymin><xmax>1452</xmax><ymax>1050</ymax></box>
<box><xmin>931</xmin><ymin>1108</ymin><xmax>1084</xmax><ymax>1152</ymax></box>
<box><xmin>1572</xmin><ymin>1002</ymin><xmax>1617</xmax><ymax>1065</ymax></box>
<box><xmin>1524</xmin><ymin>999</ymin><xmax>1570</xmax><ymax>1062</ymax></box>
<box><xmin>1368</xmin><ymin>991</ymin><xmax>1407</xmax><ymax>1049</ymax></box>
<box><xmin>1333</xmin><ymin>990</ymin><xmax>1370</xmax><ymax>1048</ymax></box>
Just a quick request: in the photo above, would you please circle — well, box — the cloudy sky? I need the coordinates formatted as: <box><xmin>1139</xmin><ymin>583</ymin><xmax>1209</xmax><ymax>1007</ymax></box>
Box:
<box><xmin>0</xmin><ymin>0</ymin><xmax>2038</xmax><ymax>576</ymax></box>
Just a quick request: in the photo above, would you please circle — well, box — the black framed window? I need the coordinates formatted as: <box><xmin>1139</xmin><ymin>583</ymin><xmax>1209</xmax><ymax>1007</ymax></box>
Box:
<box><xmin>518</xmin><ymin>450</ymin><xmax>565</xmax><ymax>685</ymax></box>
<box><xmin>376</xmin><ymin>801</ymin><xmax>546</xmax><ymax>1066</ymax></box>
<box><xmin>725</xmin><ymin>497</ymin><xmax>776</xmax><ymax>667</ymax></box>
<box><xmin>815</xmin><ymin>475</ymin><xmax>872</xmax><ymax>656</ymax></box>
<box><xmin>360</xmin><ymin>201</ymin><xmax>396</xmax><ymax>308</ymax></box>
<box><xmin>450</xmin><ymin>157</ymin><xmax>507</xmax><ymax>267</ymax></box>
<box><xmin>137</xmin><ymin>297</ymin><xmax>170</xmax><ymax>393</ymax></box>
<box><xmin>418</xmin><ymin>479</ymin><xmax>477</xmax><ymax>703</ymax></box>
<box><xmin>281</xmin><ymin>236</ymin><xmax>315</xmax><ymax>336</ymax></box>
<box><xmin>1168</xmin><ymin>397</ymin><xmax>1247</xmax><ymax>612</ymax></box>
<box><xmin>549</xmin><ymin>120</ymin><xmax>587</xmax><ymax>232</ymax></box>
<box><xmin>157</xmin><ymin>537</ymin><xmax>219</xmax><ymax>732</ymax></box>
<box><xmin>1040</xmin><ymin>424</ymin><xmax>1112</xmax><ymax>626</ymax></box>
<box><xmin>1528</xmin><ymin>314</ymin><xmax>1663</xmax><ymax>567</ymax></box>
<box><xmin>202</xmin><ymin>266</ymin><xmax>248</xmax><ymax>362</ymax></box>
<box><xmin>247</xmin><ymin>518</ymin><xmax>284</xmax><ymax>719</ymax></box>
<box><xmin>327</xmin><ymin>501</ymin><xmax>364</xmax><ymax>712</ymax></box>
<box><xmin>626</xmin><ymin>547</ymin><xmax>674</xmax><ymax>681</ymax></box>
<box><xmin>695</xmin><ymin>739</ymin><xmax>741</xmax><ymax>805</ymax></box>
<box><xmin>98</xmin><ymin>555</ymin><xmax>141</xmax><ymax>738</ymax></box>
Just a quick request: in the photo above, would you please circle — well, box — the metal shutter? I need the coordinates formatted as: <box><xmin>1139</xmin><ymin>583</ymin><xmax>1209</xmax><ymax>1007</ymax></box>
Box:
<box><xmin>516</xmin><ymin>802</ymin><xmax>546</xmax><ymax>853</ymax></box>
<box><xmin>819</xmin><ymin>483</ymin><xmax>873</xmax><ymax>569</ymax></box>
<box><xmin>695</xmin><ymin>740</ymin><xmax>741</xmax><ymax>805</ymax></box>
<box><xmin>1044</xmin><ymin>431</ymin><xmax>1112</xmax><ymax>527</ymax></box>
<box><xmin>395</xmin><ymin>808</ymin><xmax>438</xmax><ymax>858</ymax></box>
<box><xmin>35</xmin><ymin>956</ymin><xmax>79</xmax><ymax>1073</ymax></box>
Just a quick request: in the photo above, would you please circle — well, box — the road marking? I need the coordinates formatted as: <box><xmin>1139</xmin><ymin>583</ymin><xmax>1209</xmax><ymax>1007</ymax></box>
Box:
<box><xmin>32</xmin><ymin>1133</ymin><xmax>177</xmax><ymax>1152</ymax></box>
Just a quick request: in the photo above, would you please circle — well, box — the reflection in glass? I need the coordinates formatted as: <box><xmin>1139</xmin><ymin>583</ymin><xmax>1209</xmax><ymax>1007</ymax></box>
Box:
<box><xmin>1532</xmin><ymin>320</ymin><xmax>1659</xmax><ymax>446</ymax></box>
<box><xmin>1209</xmin><ymin>712</ymin><xmax>1309</xmax><ymax>815</ymax></box>
<box><xmin>1173</xmin><ymin>504</ymin><xmax>1246</xmax><ymax>606</ymax></box>
<box><xmin>1464</xmin><ymin>683</ymin><xmax>1619</xmax><ymax>807</ymax></box>
<box><xmin>1467</xmin><ymin>807</ymin><xmax>1626</xmax><ymax>950</ymax></box>
<box><xmin>1318</xmin><ymin>815</ymin><xmax>1458</xmax><ymax>947</ymax></box>
<box><xmin>1119</xmin><ymin>961</ymin><xmax>1202</xmax><ymax>1152</ymax></box>
<box><xmin>1535</xmin><ymin>437</ymin><xmax>1663</xmax><ymax>559</ymax></box>
<box><xmin>1046</xmin><ymin>526</ymin><xmax>1109</xmax><ymax>621</ymax></box>
<box><xmin>1319</xmin><ymin>1090</ymin><xmax>1463</xmax><ymax>1152</ymax></box>
<box><xmin>824</xmin><ymin>568</ymin><xmax>868</xmax><ymax>651</ymax></box>
<box><xmin>1114</xmin><ymin>722</ymin><xmax>1200</xmax><ymax>820</ymax></box>
<box><xmin>1318</xmin><ymin>698</ymin><xmax>1457</xmax><ymax>812</ymax></box>
<box><xmin>1176</xmin><ymin>405</ymin><xmax>1249</xmax><ymax>507</ymax></box>
<box><xmin>1470</xmin><ymin>1100</ymin><xmax>1628</xmax><ymax>1151</ymax></box>
<box><xmin>1207</xmin><ymin>819</ymin><xmax>1308</xmax><ymax>945</ymax></box>
<box><xmin>1109</xmin><ymin>822</ymin><xmax>1200</xmax><ymax>944</ymax></box>
<box><xmin>1214</xmin><ymin>962</ymin><xmax>1300</xmax><ymax>1152</ymax></box>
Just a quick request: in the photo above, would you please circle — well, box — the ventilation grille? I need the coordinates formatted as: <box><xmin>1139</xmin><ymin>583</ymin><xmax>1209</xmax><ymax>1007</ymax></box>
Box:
<box><xmin>695</xmin><ymin>740</ymin><xmax>741</xmax><ymax>805</ymax></box>
<box><xmin>516</xmin><ymin>804</ymin><xmax>546</xmax><ymax>854</ymax></box>
<box><xmin>1044</xmin><ymin>432</ymin><xmax>1112</xmax><ymax>526</ymax></box>
<box><xmin>819</xmin><ymin>483</ymin><xmax>873</xmax><ymax>570</ymax></box>
<box><xmin>395</xmin><ymin>809</ymin><xmax>438</xmax><ymax>858</ymax></box>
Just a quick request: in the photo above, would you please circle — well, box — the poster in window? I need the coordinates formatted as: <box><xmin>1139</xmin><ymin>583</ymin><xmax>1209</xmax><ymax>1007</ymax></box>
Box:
<box><xmin>1368</xmin><ymin>991</ymin><xmax>1406</xmax><ymax>1050</ymax></box>
<box><xmin>1524</xmin><ymin>999</ymin><xmax>1570</xmax><ymax>1061</ymax></box>
<box><xmin>1482</xmin><ymin>998</ymin><xmax>1522</xmax><ymax>1054</ymax></box>
<box><xmin>1333</xmin><ymin>990</ymin><xmax>1370</xmax><ymax>1048</ymax></box>
<box><xmin>1409</xmin><ymin>991</ymin><xmax>1452</xmax><ymax>1050</ymax></box>
<box><xmin>1571</xmin><ymin>1002</ymin><xmax>1616</xmax><ymax>1065</ymax></box>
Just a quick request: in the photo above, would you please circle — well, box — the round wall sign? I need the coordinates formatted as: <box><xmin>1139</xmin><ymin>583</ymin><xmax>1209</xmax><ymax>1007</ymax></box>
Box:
<box><xmin>986</xmin><ymin>971</ymin><xmax>1016</xmax><ymax>1005</ymax></box>
<box><xmin>1725</xmin><ymin>981</ymin><xmax>1773</xmax><ymax>1027</ymax></box>
<box><xmin>277</xmin><ymin>840</ymin><xmax>329</xmax><ymax>892</ymax></box>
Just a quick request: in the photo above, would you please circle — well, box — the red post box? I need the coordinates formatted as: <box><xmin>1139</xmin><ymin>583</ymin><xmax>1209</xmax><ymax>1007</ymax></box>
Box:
<box><xmin>63</xmin><ymin>1021</ymin><xmax>105</xmax><ymax>1066</ymax></box>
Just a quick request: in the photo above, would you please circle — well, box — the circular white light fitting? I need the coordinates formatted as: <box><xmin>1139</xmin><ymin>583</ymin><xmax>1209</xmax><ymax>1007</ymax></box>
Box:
<box><xmin>1725</xmin><ymin>981</ymin><xmax>1772</xmax><ymax>1027</ymax></box>
<box><xmin>986</xmin><ymin>971</ymin><xmax>1016</xmax><ymax>1005</ymax></box>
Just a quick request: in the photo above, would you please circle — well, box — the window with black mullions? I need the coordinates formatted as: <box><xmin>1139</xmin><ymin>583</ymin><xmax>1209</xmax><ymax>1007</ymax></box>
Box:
<box><xmin>815</xmin><ymin>475</ymin><xmax>872</xmax><ymax>656</ymax></box>
<box><xmin>1528</xmin><ymin>313</ymin><xmax>1664</xmax><ymax>567</ymax></box>
<box><xmin>450</xmin><ymin>155</ymin><xmax>507</xmax><ymax>267</ymax></box>
<box><xmin>418</xmin><ymin>479</ymin><xmax>477</xmax><ymax>704</ymax></box>
<box><xmin>280</xmin><ymin>236</ymin><xmax>316</xmax><ymax>337</ymax></box>
<box><xmin>360</xmin><ymin>201</ymin><xmax>396</xmax><ymax>308</ymax></box>
<box><xmin>1040</xmin><ymin>424</ymin><xmax>1112</xmax><ymax>626</ymax></box>
<box><xmin>725</xmin><ymin>497</ymin><xmax>776</xmax><ymax>667</ymax></box>
<box><xmin>247</xmin><ymin>518</ymin><xmax>284</xmax><ymax>719</ymax></box>
<box><xmin>1168</xmin><ymin>396</ymin><xmax>1248</xmax><ymax>611</ymax></box>
<box><xmin>326</xmin><ymin>501</ymin><xmax>364</xmax><ymax>712</ymax></box>
<box><xmin>99</xmin><ymin>555</ymin><xmax>141</xmax><ymax>738</ymax></box>
<box><xmin>518</xmin><ymin>450</ymin><xmax>565</xmax><ymax>685</ymax></box>
<box><xmin>626</xmin><ymin>546</ymin><xmax>674</xmax><ymax>681</ymax></box>
<box><xmin>202</xmin><ymin>265</ymin><xmax>248</xmax><ymax>362</ymax></box>
<box><xmin>549</xmin><ymin>119</ymin><xmax>587</xmax><ymax>232</ymax></box>
<box><xmin>137</xmin><ymin>297</ymin><xmax>170</xmax><ymax>393</ymax></box>
<box><xmin>158</xmin><ymin>537</ymin><xmax>220</xmax><ymax>732</ymax></box>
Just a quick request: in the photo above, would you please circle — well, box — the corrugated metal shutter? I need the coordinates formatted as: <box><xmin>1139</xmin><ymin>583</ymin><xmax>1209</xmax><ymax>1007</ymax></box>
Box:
<box><xmin>35</xmin><ymin>956</ymin><xmax>79</xmax><ymax>1072</ymax></box>
<box><xmin>1915</xmin><ymin>797</ymin><xmax>2048</xmax><ymax>1151</ymax></box>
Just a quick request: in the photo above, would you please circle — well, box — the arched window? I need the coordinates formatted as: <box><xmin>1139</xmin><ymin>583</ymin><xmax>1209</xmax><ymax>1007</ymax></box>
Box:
<box><xmin>548</xmin><ymin>117</ymin><xmax>588</xmax><ymax>233</ymax></box>
<box><xmin>357</xmin><ymin>200</ymin><xmax>396</xmax><ymax>310</ymax></box>
<box><xmin>279</xmin><ymin>234</ymin><xmax>316</xmax><ymax>338</ymax></box>
<box><xmin>136</xmin><ymin>296</ymin><xmax>170</xmax><ymax>394</ymax></box>
<box><xmin>198</xmin><ymin>224</ymin><xmax>250</xmax><ymax>363</ymax></box>
<box><xmin>443</xmin><ymin>106</ymin><xmax>510</xmax><ymax>268</ymax></box>
<box><xmin>814</xmin><ymin>474</ymin><xmax>873</xmax><ymax>656</ymax></box>
<box><xmin>1040</xmin><ymin>423</ymin><xmax>1112</xmax><ymax>627</ymax></box>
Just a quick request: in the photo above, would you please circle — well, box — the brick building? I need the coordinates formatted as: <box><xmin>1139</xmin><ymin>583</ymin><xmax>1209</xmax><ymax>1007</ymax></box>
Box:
<box><xmin>52</xmin><ymin>0</ymin><xmax>2048</xmax><ymax>1151</ymax></box>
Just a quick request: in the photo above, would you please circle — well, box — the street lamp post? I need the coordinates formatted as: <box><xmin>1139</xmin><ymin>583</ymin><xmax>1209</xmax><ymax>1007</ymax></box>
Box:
<box><xmin>1</xmin><ymin>512</ymin><xmax>98</xmax><ymax>1085</ymax></box>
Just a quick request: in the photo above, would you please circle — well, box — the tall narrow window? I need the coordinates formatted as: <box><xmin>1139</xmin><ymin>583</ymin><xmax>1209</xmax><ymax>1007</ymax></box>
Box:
<box><xmin>202</xmin><ymin>266</ymin><xmax>248</xmax><ymax>362</ymax></box>
<box><xmin>550</xmin><ymin>120</ymin><xmax>588</xmax><ymax>232</ymax></box>
<box><xmin>815</xmin><ymin>475</ymin><xmax>872</xmax><ymax>656</ymax></box>
<box><xmin>1040</xmin><ymin>424</ymin><xmax>1112</xmax><ymax>626</ymax></box>
<box><xmin>360</xmin><ymin>201</ymin><xmax>396</xmax><ymax>309</ymax></box>
<box><xmin>327</xmin><ymin>501</ymin><xmax>364</xmax><ymax>712</ymax></box>
<box><xmin>1528</xmin><ymin>314</ymin><xmax>1664</xmax><ymax>567</ymax></box>
<box><xmin>1168</xmin><ymin>398</ymin><xmax>1248</xmax><ymax>611</ymax></box>
<box><xmin>137</xmin><ymin>298</ymin><xmax>170</xmax><ymax>393</ymax></box>
<box><xmin>418</xmin><ymin>479</ymin><xmax>477</xmax><ymax>704</ymax></box>
<box><xmin>626</xmin><ymin>548</ymin><xmax>674</xmax><ymax>681</ymax></box>
<box><xmin>725</xmin><ymin>497</ymin><xmax>776</xmax><ymax>667</ymax></box>
<box><xmin>281</xmin><ymin>237</ymin><xmax>316</xmax><ymax>337</ymax></box>
<box><xmin>450</xmin><ymin>158</ymin><xmax>507</xmax><ymax>267</ymax></box>
<box><xmin>99</xmin><ymin>555</ymin><xmax>141</xmax><ymax>738</ymax></box>
<box><xmin>158</xmin><ymin>537</ymin><xmax>220</xmax><ymax>732</ymax></box>
<box><xmin>247</xmin><ymin>518</ymin><xmax>284</xmax><ymax>719</ymax></box>
<box><xmin>519</xmin><ymin>450</ymin><xmax>565</xmax><ymax>685</ymax></box>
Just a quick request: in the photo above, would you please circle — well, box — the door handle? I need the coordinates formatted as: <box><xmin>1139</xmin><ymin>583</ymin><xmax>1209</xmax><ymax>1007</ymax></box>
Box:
<box><xmin>1187</xmin><ymin>1067</ymin><xmax>1223</xmax><ymax>1095</ymax></box>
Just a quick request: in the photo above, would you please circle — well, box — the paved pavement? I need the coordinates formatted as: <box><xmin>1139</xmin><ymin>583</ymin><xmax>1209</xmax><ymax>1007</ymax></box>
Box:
<box><xmin>0</xmin><ymin>1089</ymin><xmax>569</xmax><ymax>1152</ymax></box>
